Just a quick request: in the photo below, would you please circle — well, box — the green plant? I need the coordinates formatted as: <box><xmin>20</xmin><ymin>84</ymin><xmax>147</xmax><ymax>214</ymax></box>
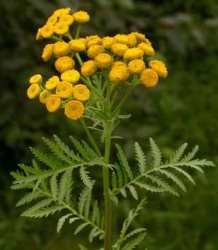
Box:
<box><xmin>11</xmin><ymin>7</ymin><xmax>214</xmax><ymax>250</ymax></box>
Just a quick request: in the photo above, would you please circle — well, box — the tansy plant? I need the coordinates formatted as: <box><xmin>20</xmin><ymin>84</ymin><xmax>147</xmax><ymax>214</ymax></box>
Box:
<box><xmin>11</xmin><ymin>7</ymin><xmax>214</xmax><ymax>250</ymax></box>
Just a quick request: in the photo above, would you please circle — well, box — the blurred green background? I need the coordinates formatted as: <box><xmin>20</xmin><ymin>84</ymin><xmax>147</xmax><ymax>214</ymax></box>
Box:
<box><xmin>0</xmin><ymin>0</ymin><xmax>218</xmax><ymax>249</ymax></box>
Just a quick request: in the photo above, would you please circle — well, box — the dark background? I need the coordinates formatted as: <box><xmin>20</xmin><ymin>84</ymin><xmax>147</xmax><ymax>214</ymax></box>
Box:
<box><xmin>0</xmin><ymin>0</ymin><xmax>218</xmax><ymax>249</ymax></box>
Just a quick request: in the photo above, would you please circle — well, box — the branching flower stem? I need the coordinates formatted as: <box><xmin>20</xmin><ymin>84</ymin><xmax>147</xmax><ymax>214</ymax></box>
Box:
<box><xmin>103</xmin><ymin>121</ymin><xmax>112</xmax><ymax>250</ymax></box>
<box><xmin>80</xmin><ymin>118</ymin><xmax>101</xmax><ymax>156</ymax></box>
<box><xmin>113</xmin><ymin>81</ymin><xmax>138</xmax><ymax>116</ymax></box>
<box><xmin>103</xmin><ymin>82</ymin><xmax>113</xmax><ymax>250</ymax></box>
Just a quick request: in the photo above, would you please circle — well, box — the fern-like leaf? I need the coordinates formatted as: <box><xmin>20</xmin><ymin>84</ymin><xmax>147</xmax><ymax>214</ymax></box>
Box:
<box><xmin>112</xmin><ymin>139</ymin><xmax>214</xmax><ymax>200</ymax></box>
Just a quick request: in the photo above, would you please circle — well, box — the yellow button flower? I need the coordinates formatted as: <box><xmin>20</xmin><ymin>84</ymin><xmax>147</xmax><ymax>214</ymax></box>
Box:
<box><xmin>148</xmin><ymin>60</ymin><xmax>168</xmax><ymax>78</ymax></box>
<box><xmin>46</xmin><ymin>14</ymin><xmax>58</xmax><ymax>25</ymax></box>
<box><xmin>123</xmin><ymin>48</ymin><xmax>144</xmax><ymax>60</ymax></box>
<box><xmin>95</xmin><ymin>53</ymin><xmax>113</xmax><ymax>68</ymax></box>
<box><xmin>45</xmin><ymin>76</ymin><xmax>60</xmax><ymax>90</ymax></box>
<box><xmin>128</xmin><ymin>59</ymin><xmax>145</xmax><ymax>74</ymax></box>
<box><xmin>53</xmin><ymin>8</ymin><xmax>71</xmax><ymax>17</ymax></box>
<box><xmin>27</xmin><ymin>84</ymin><xmax>41</xmax><ymax>99</ymax></box>
<box><xmin>59</xmin><ymin>14</ymin><xmax>74</xmax><ymax>25</ymax></box>
<box><xmin>64</xmin><ymin>100</ymin><xmax>84</xmax><ymax>120</ymax></box>
<box><xmin>56</xmin><ymin>81</ymin><xmax>73</xmax><ymax>98</ymax></box>
<box><xmin>140</xmin><ymin>69</ymin><xmax>159</xmax><ymax>87</ymax></box>
<box><xmin>127</xmin><ymin>33</ymin><xmax>137</xmax><ymax>47</ymax></box>
<box><xmin>40</xmin><ymin>24</ymin><xmax>54</xmax><ymax>38</ymax></box>
<box><xmin>69</xmin><ymin>39</ymin><xmax>86</xmax><ymax>52</ymax></box>
<box><xmin>42</xmin><ymin>44</ymin><xmax>54</xmax><ymax>62</ymax></box>
<box><xmin>86</xmin><ymin>35</ymin><xmax>99</xmax><ymax>42</ymax></box>
<box><xmin>39</xmin><ymin>90</ymin><xmax>51</xmax><ymax>104</ymax></box>
<box><xmin>87</xmin><ymin>37</ymin><xmax>102</xmax><ymax>47</ymax></box>
<box><xmin>54</xmin><ymin>22</ymin><xmax>69</xmax><ymax>35</ymax></box>
<box><xmin>61</xmin><ymin>69</ymin><xmax>80</xmax><ymax>84</ymax></box>
<box><xmin>102</xmin><ymin>36</ymin><xmax>114</xmax><ymax>49</ymax></box>
<box><xmin>29</xmin><ymin>74</ymin><xmax>42</xmax><ymax>85</ymax></box>
<box><xmin>113</xmin><ymin>61</ymin><xmax>126</xmax><ymax>68</ymax></box>
<box><xmin>138</xmin><ymin>42</ymin><xmax>155</xmax><ymax>56</ymax></box>
<box><xmin>53</xmin><ymin>41</ymin><xmax>70</xmax><ymax>57</ymax></box>
<box><xmin>111</xmin><ymin>43</ymin><xmax>128</xmax><ymax>56</ymax></box>
<box><xmin>73</xmin><ymin>84</ymin><xmax>90</xmax><ymax>101</ymax></box>
<box><xmin>114</xmin><ymin>34</ymin><xmax>128</xmax><ymax>44</ymax></box>
<box><xmin>73</xmin><ymin>11</ymin><xmax>90</xmax><ymax>23</ymax></box>
<box><xmin>81</xmin><ymin>60</ymin><xmax>97</xmax><ymax>77</ymax></box>
<box><xmin>45</xmin><ymin>94</ymin><xmax>61</xmax><ymax>112</ymax></box>
<box><xmin>131</xmin><ymin>32</ymin><xmax>146</xmax><ymax>42</ymax></box>
<box><xmin>109</xmin><ymin>64</ymin><xmax>129</xmax><ymax>83</ymax></box>
<box><xmin>55</xmin><ymin>56</ymin><xmax>75</xmax><ymax>73</ymax></box>
<box><xmin>87</xmin><ymin>45</ymin><xmax>104</xmax><ymax>58</ymax></box>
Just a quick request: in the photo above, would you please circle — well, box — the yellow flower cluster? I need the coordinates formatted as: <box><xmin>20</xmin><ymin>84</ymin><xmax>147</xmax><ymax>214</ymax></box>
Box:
<box><xmin>77</xmin><ymin>32</ymin><xmax>168</xmax><ymax>87</ymax></box>
<box><xmin>26</xmin><ymin>8</ymin><xmax>168</xmax><ymax>121</ymax></box>
<box><xmin>27</xmin><ymin>73</ymin><xmax>90</xmax><ymax>120</ymax></box>
<box><xmin>36</xmin><ymin>8</ymin><xmax>90</xmax><ymax>40</ymax></box>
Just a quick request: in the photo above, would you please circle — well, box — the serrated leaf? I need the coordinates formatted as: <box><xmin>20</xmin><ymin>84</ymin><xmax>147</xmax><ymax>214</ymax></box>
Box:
<box><xmin>74</xmin><ymin>222</ymin><xmax>89</xmax><ymax>235</ymax></box>
<box><xmin>80</xmin><ymin>167</ymin><xmax>93</xmax><ymax>188</ymax></box>
<box><xmin>116</xmin><ymin>145</ymin><xmax>133</xmax><ymax>179</ymax></box>
<box><xmin>122</xmin><ymin>231</ymin><xmax>146</xmax><ymax>250</ymax></box>
<box><xmin>149</xmin><ymin>138</ymin><xmax>162</xmax><ymax>167</ymax></box>
<box><xmin>57</xmin><ymin>213</ymin><xmax>72</xmax><ymax>233</ymax></box>
<box><xmin>169</xmin><ymin>143</ymin><xmax>188</xmax><ymax>163</ymax></box>
<box><xmin>134</xmin><ymin>142</ymin><xmax>146</xmax><ymax>174</ymax></box>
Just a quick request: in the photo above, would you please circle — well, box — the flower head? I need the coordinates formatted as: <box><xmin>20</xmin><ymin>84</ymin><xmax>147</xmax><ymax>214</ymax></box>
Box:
<box><xmin>70</xmin><ymin>39</ymin><xmax>86</xmax><ymax>52</ymax></box>
<box><xmin>29</xmin><ymin>74</ymin><xmax>43</xmax><ymax>85</ymax></box>
<box><xmin>55</xmin><ymin>56</ymin><xmax>75</xmax><ymax>73</ymax></box>
<box><xmin>54</xmin><ymin>22</ymin><xmax>69</xmax><ymax>35</ymax></box>
<box><xmin>45</xmin><ymin>94</ymin><xmax>61</xmax><ymax>112</ymax></box>
<box><xmin>56</xmin><ymin>81</ymin><xmax>73</xmax><ymax>98</ymax></box>
<box><xmin>114</xmin><ymin>34</ymin><xmax>128</xmax><ymax>44</ymax></box>
<box><xmin>73</xmin><ymin>84</ymin><xmax>90</xmax><ymax>101</ymax></box>
<box><xmin>39</xmin><ymin>90</ymin><xmax>51</xmax><ymax>104</ymax></box>
<box><xmin>64</xmin><ymin>100</ymin><xmax>84</xmax><ymax>120</ymax></box>
<box><xmin>95</xmin><ymin>53</ymin><xmax>113</xmax><ymax>68</ymax></box>
<box><xmin>81</xmin><ymin>60</ymin><xmax>97</xmax><ymax>77</ymax></box>
<box><xmin>40</xmin><ymin>24</ymin><xmax>54</xmax><ymax>38</ymax></box>
<box><xmin>46</xmin><ymin>14</ymin><xmax>58</xmax><ymax>25</ymax></box>
<box><xmin>87</xmin><ymin>45</ymin><xmax>104</xmax><ymax>58</ymax></box>
<box><xmin>128</xmin><ymin>59</ymin><xmax>145</xmax><ymax>74</ymax></box>
<box><xmin>54</xmin><ymin>8</ymin><xmax>71</xmax><ymax>17</ymax></box>
<box><xmin>45</xmin><ymin>76</ymin><xmax>60</xmax><ymax>90</ymax></box>
<box><xmin>61</xmin><ymin>69</ymin><xmax>80</xmax><ymax>84</ymax></box>
<box><xmin>109</xmin><ymin>63</ymin><xmax>129</xmax><ymax>83</ymax></box>
<box><xmin>148</xmin><ymin>60</ymin><xmax>168</xmax><ymax>78</ymax></box>
<box><xmin>127</xmin><ymin>34</ymin><xmax>137</xmax><ymax>47</ymax></box>
<box><xmin>102</xmin><ymin>37</ymin><xmax>114</xmax><ymax>49</ymax></box>
<box><xmin>87</xmin><ymin>36</ymin><xmax>102</xmax><ymax>47</ymax></box>
<box><xmin>27</xmin><ymin>84</ymin><xmax>41</xmax><ymax>99</ymax></box>
<box><xmin>73</xmin><ymin>11</ymin><xmax>90</xmax><ymax>23</ymax></box>
<box><xmin>111</xmin><ymin>43</ymin><xmax>128</xmax><ymax>56</ymax></box>
<box><xmin>123</xmin><ymin>48</ymin><xmax>144</xmax><ymax>61</ymax></box>
<box><xmin>59</xmin><ymin>14</ymin><xmax>74</xmax><ymax>25</ymax></box>
<box><xmin>42</xmin><ymin>44</ymin><xmax>54</xmax><ymax>62</ymax></box>
<box><xmin>53</xmin><ymin>41</ymin><xmax>70</xmax><ymax>57</ymax></box>
<box><xmin>138</xmin><ymin>42</ymin><xmax>155</xmax><ymax>56</ymax></box>
<box><xmin>140</xmin><ymin>69</ymin><xmax>159</xmax><ymax>87</ymax></box>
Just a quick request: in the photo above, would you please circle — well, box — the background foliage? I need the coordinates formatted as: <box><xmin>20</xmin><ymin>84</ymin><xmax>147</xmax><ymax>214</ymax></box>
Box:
<box><xmin>0</xmin><ymin>0</ymin><xmax>217</xmax><ymax>249</ymax></box>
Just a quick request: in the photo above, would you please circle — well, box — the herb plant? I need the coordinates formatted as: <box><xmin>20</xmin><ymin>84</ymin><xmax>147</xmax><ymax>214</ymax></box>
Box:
<box><xmin>11</xmin><ymin>7</ymin><xmax>214</xmax><ymax>250</ymax></box>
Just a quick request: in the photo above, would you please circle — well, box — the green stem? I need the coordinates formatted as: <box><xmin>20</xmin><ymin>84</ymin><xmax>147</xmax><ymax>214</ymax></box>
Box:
<box><xmin>75</xmin><ymin>53</ymin><xmax>101</xmax><ymax>98</ymax></box>
<box><xmin>103</xmin><ymin>122</ymin><xmax>112</xmax><ymax>250</ymax></box>
<box><xmin>80</xmin><ymin>119</ymin><xmax>101</xmax><ymax>156</ymax></box>
<box><xmin>75</xmin><ymin>24</ymin><xmax>81</xmax><ymax>38</ymax></box>
<box><xmin>113</xmin><ymin>83</ymin><xmax>136</xmax><ymax>115</ymax></box>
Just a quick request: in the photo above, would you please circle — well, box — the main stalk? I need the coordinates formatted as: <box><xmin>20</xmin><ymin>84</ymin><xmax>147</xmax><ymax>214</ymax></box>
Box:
<box><xmin>103</xmin><ymin>122</ymin><xmax>112</xmax><ymax>250</ymax></box>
